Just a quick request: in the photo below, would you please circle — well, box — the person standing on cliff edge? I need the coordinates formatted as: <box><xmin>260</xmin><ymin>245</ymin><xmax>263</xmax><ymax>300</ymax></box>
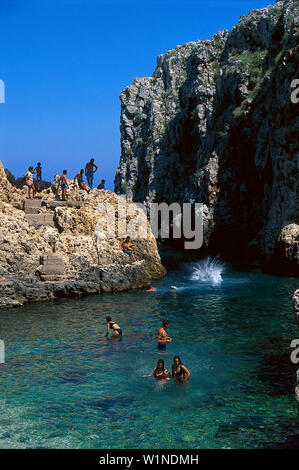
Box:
<box><xmin>24</xmin><ymin>166</ymin><xmax>36</xmax><ymax>199</ymax></box>
<box><xmin>60</xmin><ymin>170</ymin><xmax>68</xmax><ymax>201</ymax></box>
<box><xmin>34</xmin><ymin>162</ymin><xmax>42</xmax><ymax>192</ymax></box>
<box><xmin>85</xmin><ymin>158</ymin><xmax>98</xmax><ymax>189</ymax></box>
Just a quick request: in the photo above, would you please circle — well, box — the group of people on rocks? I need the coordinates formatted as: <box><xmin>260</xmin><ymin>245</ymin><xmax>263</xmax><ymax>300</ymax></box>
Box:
<box><xmin>24</xmin><ymin>158</ymin><xmax>106</xmax><ymax>200</ymax></box>
<box><xmin>105</xmin><ymin>316</ymin><xmax>191</xmax><ymax>382</ymax></box>
<box><xmin>24</xmin><ymin>162</ymin><xmax>42</xmax><ymax>198</ymax></box>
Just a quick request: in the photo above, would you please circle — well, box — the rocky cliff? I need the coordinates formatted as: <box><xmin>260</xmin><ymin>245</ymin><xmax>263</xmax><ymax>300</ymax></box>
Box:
<box><xmin>115</xmin><ymin>0</ymin><xmax>299</xmax><ymax>274</ymax></box>
<box><xmin>0</xmin><ymin>162</ymin><xmax>165</xmax><ymax>308</ymax></box>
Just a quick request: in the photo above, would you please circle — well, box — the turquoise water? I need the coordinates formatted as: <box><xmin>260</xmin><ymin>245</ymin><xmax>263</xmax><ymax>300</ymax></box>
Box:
<box><xmin>0</xmin><ymin>259</ymin><xmax>298</xmax><ymax>449</ymax></box>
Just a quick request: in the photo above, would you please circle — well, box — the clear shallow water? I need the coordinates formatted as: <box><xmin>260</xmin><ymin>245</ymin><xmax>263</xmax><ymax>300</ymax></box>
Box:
<box><xmin>0</xmin><ymin>260</ymin><xmax>298</xmax><ymax>449</ymax></box>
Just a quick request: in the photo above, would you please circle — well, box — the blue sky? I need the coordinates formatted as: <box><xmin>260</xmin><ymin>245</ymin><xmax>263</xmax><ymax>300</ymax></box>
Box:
<box><xmin>0</xmin><ymin>0</ymin><xmax>272</xmax><ymax>190</ymax></box>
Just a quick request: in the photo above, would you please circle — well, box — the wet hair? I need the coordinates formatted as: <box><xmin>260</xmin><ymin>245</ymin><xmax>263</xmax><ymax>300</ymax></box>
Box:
<box><xmin>163</xmin><ymin>320</ymin><xmax>169</xmax><ymax>327</ymax></box>
<box><xmin>63</xmin><ymin>170</ymin><xmax>67</xmax><ymax>174</ymax></box>
<box><xmin>156</xmin><ymin>359</ymin><xmax>165</xmax><ymax>370</ymax></box>
<box><xmin>173</xmin><ymin>356</ymin><xmax>181</xmax><ymax>364</ymax></box>
<box><xmin>106</xmin><ymin>316</ymin><xmax>112</xmax><ymax>322</ymax></box>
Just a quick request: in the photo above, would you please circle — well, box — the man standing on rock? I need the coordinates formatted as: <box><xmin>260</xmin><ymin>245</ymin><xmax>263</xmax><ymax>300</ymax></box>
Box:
<box><xmin>85</xmin><ymin>158</ymin><xmax>98</xmax><ymax>189</ymax></box>
<box><xmin>60</xmin><ymin>170</ymin><xmax>68</xmax><ymax>201</ymax></box>
<box><xmin>34</xmin><ymin>162</ymin><xmax>42</xmax><ymax>192</ymax></box>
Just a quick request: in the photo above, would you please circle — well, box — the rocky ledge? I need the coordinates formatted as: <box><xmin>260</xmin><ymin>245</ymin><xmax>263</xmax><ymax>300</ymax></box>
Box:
<box><xmin>0</xmin><ymin>162</ymin><xmax>165</xmax><ymax>308</ymax></box>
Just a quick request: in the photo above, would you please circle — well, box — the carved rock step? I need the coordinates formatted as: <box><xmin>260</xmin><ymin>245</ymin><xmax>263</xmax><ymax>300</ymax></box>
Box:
<box><xmin>25</xmin><ymin>213</ymin><xmax>55</xmax><ymax>227</ymax></box>
<box><xmin>42</xmin><ymin>200</ymin><xmax>83</xmax><ymax>210</ymax></box>
<box><xmin>23</xmin><ymin>199</ymin><xmax>42</xmax><ymax>214</ymax></box>
<box><xmin>39</xmin><ymin>254</ymin><xmax>66</xmax><ymax>276</ymax></box>
<box><xmin>40</xmin><ymin>274</ymin><xmax>66</xmax><ymax>282</ymax></box>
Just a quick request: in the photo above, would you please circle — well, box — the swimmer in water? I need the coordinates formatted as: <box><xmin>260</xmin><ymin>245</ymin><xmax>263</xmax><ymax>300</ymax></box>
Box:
<box><xmin>105</xmin><ymin>316</ymin><xmax>122</xmax><ymax>337</ymax></box>
<box><xmin>144</xmin><ymin>359</ymin><xmax>171</xmax><ymax>380</ymax></box>
<box><xmin>172</xmin><ymin>356</ymin><xmax>190</xmax><ymax>382</ymax></box>
<box><xmin>157</xmin><ymin>320</ymin><xmax>172</xmax><ymax>351</ymax></box>
<box><xmin>145</xmin><ymin>284</ymin><xmax>157</xmax><ymax>292</ymax></box>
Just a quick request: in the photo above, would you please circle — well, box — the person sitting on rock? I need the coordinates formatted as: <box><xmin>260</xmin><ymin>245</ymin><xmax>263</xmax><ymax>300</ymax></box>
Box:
<box><xmin>105</xmin><ymin>316</ymin><xmax>122</xmax><ymax>337</ymax></box>
<box><xmin>120</xmin><ymin>236</ymin><xmax>136</xmax><ymax>262</ymax></box>
<box><xmin>24</xmin><ymin>166</ymin><xmax>36</xmax><ymax>199</ymax></box>
<box><xmin>60</xmin><ymin>170</ymin><xmax>68</xmax><ymax>201</ymax></box>
<box><xmin>34</xmin><ymin>162</ymin><xmax>42</xmax><ymax>192</ymax></box>
<box><xmin>85</xmin><ymin>158</ymin><xmax>98</xmax><ymax>189</ymax></box>
<box><xmin>74</xmin><ymin>169</ymin><xmax>90</xmax><ymax>192</ymax></box>
<box><xmin>97</xmin><ymin>179</ymin><xmax>105</xmax><ymax>190</ymax></box>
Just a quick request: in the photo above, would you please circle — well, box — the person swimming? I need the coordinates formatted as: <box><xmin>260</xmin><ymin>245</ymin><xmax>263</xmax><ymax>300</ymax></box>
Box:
<box><xmin>143</xmin><ymin>359</ymin><xmax>171</xmax><ymax>380</ymax></box>
<box><xmin>105</xmin><ymin>316</ymin><xmax>122</xmax><ymax>337</ymax></box>
<box><xmin>145</xmin><ymin>284</ymin><xmax>157</xmax><ymax>292</ymax></box>
<box><xmin>157</xmin><ymin>320</ymin><xmax>172</xmax><ymax>351</ymax></box>
<box><xmin>172</xmin><ymin>356</ymin><xmax>190</xmax><ymax>381</ymax></box>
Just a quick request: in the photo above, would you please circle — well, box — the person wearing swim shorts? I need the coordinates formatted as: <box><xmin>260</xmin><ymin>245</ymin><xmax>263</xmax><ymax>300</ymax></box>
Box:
<box><xmin>60</xmin><ymin>170</ymin><xmax>68</xmax><ymax>201</ymax></box>
<box><xmin>120</xmin><ymin>236</ymin><xmax>136</xmax><ymax>262</ymax></box>
<box><xmin>85</xmin><ymin>158</ymin><xmax>98</xmax><ymax>189</ymax></box>
<box><xmin>105</xmin><ymin>316</ymin><xmax>122</xmax><ymax>337</ymax></box>
<box><xmin>172</xmin><ymin>356</ymin><xmax>190</xmax><ymax>382</ymax></box>
<box><xmin>157</xmin><ymin>320</ymin><xmax>172</xmax><ymax>351</ymax></box>
<box><xmin>34</xmin><ymin>162</ymin><xmax>42</xmax><ymax>192</ymax></box>
<box><xmin>74</xmin><ymin>169</ymin><xmax>90</xmax><ymax>192</ymax></box>
<box><xmin>24</xmin><ymin>166</ymin><xmax>36</xmax><ymax>199</ymax></box>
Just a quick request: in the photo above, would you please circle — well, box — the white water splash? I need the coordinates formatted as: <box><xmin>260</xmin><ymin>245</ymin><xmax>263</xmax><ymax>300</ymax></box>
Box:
<box><xmin>190</xmin><ymin>257</ymin><xmax>224</xmax><ymax>285</ymax></box>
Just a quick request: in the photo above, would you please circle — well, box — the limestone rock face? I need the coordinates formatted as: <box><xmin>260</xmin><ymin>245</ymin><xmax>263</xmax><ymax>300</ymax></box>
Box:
<box><xmin>0</xmin><ymin>162</ymin><xmax>165</xmax><ymax>307</ymax></box>
<box><xmin>115</xmin><ymin>0</ymin><xmax>299</xmax><ymax>274</ymax></box>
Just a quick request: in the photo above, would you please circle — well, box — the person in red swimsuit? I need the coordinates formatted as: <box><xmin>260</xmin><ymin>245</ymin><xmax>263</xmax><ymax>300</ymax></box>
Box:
<box><xmin>144</xmin><ymin>359</ymin><xmax>171</xmax><ymax>380</ymax></box>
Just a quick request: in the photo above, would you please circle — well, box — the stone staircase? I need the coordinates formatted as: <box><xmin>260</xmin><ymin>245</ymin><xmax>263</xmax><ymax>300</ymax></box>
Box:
<box><xmin>23</xmin><ymin>200</ymin><xmax>55</xmax><ymax>227</ymax></box>
<box><xmin>23</xmin><ymin>199</ymin><xmax>82</xmax><ymax>282</ymax></box>
<box><xmin>38</xmin><ymin>254</ymin><xmax>66</xmax><ymax>282</ymax></box>
<box><xmin>23</xmin><ymin>199</ymin><xmax>83</xmax><ymax>227</ymax></box>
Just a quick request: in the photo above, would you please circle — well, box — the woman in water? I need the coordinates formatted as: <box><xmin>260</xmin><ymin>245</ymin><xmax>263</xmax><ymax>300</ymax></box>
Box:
<box><xmin>105</xmin><ymin>316</ymin><xmax>122</xmax><ymax>337</ymax></box>
<box><xmin>153</xmin><ymin>359</ymin><xmax>171</xmax><ymax>380</ymax></box>
<box><xmin>144</xmin><ymin>359</ymin><xmax>171</xmax><ymax>380</ymax></box>
<box><xmin>172</xmin><ymin>356</ymin><xmax>190</xmax><ymax>381</ymax></box>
